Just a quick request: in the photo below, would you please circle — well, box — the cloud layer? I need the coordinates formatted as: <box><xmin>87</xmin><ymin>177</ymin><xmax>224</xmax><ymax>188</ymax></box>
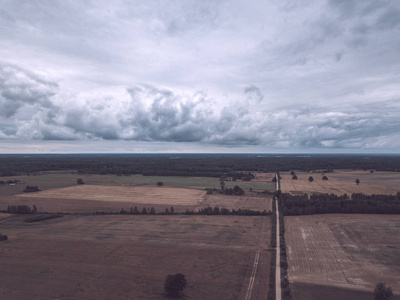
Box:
<box><xmin>0</xmin><ymin>0</ymin><xmax>400</xmax><ymax>152</ymax></box>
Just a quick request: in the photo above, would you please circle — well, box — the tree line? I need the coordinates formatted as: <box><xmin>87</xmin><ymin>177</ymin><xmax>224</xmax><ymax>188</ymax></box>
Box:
<box><xmin>280</xmin><ymin>192</ymin><xmax>400</xmax><ymax>215</ymax></box>
<box><xmin>2</xmin><ymin>154</ymin><xmax>400</xmax><ymax>177</ymax></box>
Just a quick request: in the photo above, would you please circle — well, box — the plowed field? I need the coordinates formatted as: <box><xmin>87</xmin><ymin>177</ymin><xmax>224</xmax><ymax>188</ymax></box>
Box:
<box><xmin>0</xmin><ymin>213</ymin><xmax>271</xmax><ymax>300</ymax></box>
<box><xmin>285</xmin><ymin>214</ymin><xmax>400</xmax><ymax>300</ymax></box>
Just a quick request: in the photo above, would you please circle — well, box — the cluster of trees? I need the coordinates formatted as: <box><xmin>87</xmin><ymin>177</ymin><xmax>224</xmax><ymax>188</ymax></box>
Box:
<box><xmin>23</xmin><ymin>186</ymin><xmax>40</xmax><ymax>193</ymax></box>
<box><xmin>279</xmin><ymin>207</ymin><xmax>291</xmax><ymax>299</ymax></box>
<box><xmin>187</xmin><ymin>206</ymin><xmax>269</xmax><ymax>216</ymax></box>
<box><xmin>374</xmin><ymin>282</ymin><xmax>393</xmax><ymax>300</ymax></box>
<box><xmin>222</xmin><ymin>172</ymin><xmax>255</xmax><ymax>181</ymax></box>
<box><xmin>280</xmin><ymin>192</ymin><xmax>400</xmax><ymax>215</ymax></box>
<box><xmin>119</xmin><ymin>206</ymin><xmax>161</xmax><ymax>215</ymax></box>
<box><xmin>6</xmin><ymin>205</ymin><xmax>37</xmax><ymax>214</ymax></box>
<box><xmin>268</xmin><ymin>198</ymin><xmax>277</xmax><ymax>300</ymax></box>
<box><xmin>2</xmin><ymin>154</ymin><xmax>400</xmax><ymax>177</ymax></box>
<box><xmin>206</xmin><ymin>185</ymin><xmax>245</xmax><ymax>196</ymax></box>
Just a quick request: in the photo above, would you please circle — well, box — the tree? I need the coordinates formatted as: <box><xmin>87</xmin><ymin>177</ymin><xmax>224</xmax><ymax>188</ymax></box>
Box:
<box><xmin>292</xmin><ymin>175</ymin><xmax>298</xmax><ymax>180</ymax></box>
<box><xmin>150</xmin><ymin>207</ymin><xmax>155</xmax><ymax>215</ymax></box>
<box><xmin>157</xmin><ymin>181</ymin><xmax>163</xmax><ymax>186</ymax></box>
<box><xmin>356</xmin><ymin>178</ymin><xmax>360</xmax><ymax>185</ymax></box>
<box><xmin>290</xmin><ymin>171</ymin><xmax>296</xmax><ymax>175</ymax></box>
<box><xmin>164</xmin><ymin>273</ymin><xmax>187</xmax><ymax>297</ymax></box>
<box><xmin>308</xmin><ymin>176</ymin><xmax>314</xmax><ymax>182</ymax></box>
<box><xmin>373</xmin><ymin>282</ymin><xmax>393</xmax><ymax>300</ymax></box>
<box><xmin>77</xmin><ymin>178</ymin><xmax>84</xmax><ymax>184</ymax></box>
<box><xmin>322</xmin><ymin>175</ymin><xmax>328</xmax><ymax>181</ymax></box>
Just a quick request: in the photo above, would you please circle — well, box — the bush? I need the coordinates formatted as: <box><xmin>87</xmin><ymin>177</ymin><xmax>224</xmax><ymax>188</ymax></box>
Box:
<box><xmin>164</xmin><ymin>273</ymin><xmax>187</xmax><ymax>297</ymax></box>
<box><xmin>157</xmin><ymin>181</ymin><xmax>163</xmax><ymax>186</ymax></box>
<box><xmin>374</xmin><ymin>282</ymin><xmax>393</xmax><ymax>300</ymax></box>
<box><xmin>0</xmin><ymin>234</ymin><xmax>8</xmax><ymax>241</ymax></box>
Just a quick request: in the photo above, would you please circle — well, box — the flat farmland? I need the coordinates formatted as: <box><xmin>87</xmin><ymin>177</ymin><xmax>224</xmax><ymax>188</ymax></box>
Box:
<box><xmin>285</xmin><ymin>214</ymin><xmax>400</xmax><ymax>300</ymax></box>
<box><xmin>2</xmin><ymin>183</ymin><xmax>273</xmax><ymax>214</ymax></box>
<box><xmin>0</xmin><ymin>173</ymin><xmax>276</xmax><ymax>198</ymax></box>
<box><xmin>280</xmin><ymin>171</ymin><xmax>400</xmax><ymax>195</ymax></box>
<box><xmin>7</xmin><ymin>185</ymin><xmax>203</xmax><ymax>213</ymax></box>
<box><xmin>0</xmin><ymin>213</ymin><xmax>271</xmax><ymax>300</ymax></box>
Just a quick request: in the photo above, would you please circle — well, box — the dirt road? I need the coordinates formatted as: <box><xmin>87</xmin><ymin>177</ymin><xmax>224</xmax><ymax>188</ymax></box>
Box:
<box><xmin>276</xmin><ymin>173</ymin><xmax>281</xmax><ymax>300</ymax></box>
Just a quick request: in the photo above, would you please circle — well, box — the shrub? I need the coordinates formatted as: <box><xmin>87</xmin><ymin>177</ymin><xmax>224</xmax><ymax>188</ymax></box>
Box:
<box><xmin>164</xmin><ymin>273</ymin><xmax>187</xmax><ymax>297</ymax></box>
<box><xmin>374</xmin><ymin>282</ymin><xmax>393</xmax><ymax>300</ymax></box>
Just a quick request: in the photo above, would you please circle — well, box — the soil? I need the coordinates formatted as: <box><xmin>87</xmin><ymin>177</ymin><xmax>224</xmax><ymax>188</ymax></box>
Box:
<box><xmin>0</xmin><ymin>213</ymin><xmax>272</xmax><ymax>300</ymax></box>
<box><xmin>285</xmin><ymin>214</ymin><xmax>400</xmax><ymax>299</ymax></box>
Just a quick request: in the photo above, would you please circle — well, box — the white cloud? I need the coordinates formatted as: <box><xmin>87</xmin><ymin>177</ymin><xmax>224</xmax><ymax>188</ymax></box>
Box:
<box><xmin>0</xmin><ymin>1</ymin><xmax>399</xmax><ymax>152</ymax></box>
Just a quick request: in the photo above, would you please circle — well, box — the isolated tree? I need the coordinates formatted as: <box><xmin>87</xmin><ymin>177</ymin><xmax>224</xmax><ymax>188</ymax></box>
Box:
<box><xmin>157</xmin><ymin>181</ymin><xmax>163</xmax><ymax>187</ymax></box>
<box><xmin>164</xmin><ymin>273</ymin><xmax>187</xmax><ymax>297</ymax></box>
<box><xmin>220</xmin><ymin>179</ymin><xmax>225</xmax><ymax>190</ymax></box>
<box><xmin>150</xmin><ymin>207</ymin><xmax>155</xmax><ymax>215</ymax></box>
<box><xmin>322</xmin><ymin>175</ymin><xmax>328</xmax><ymax>181</ymax></box>
<box><xmin>292</xmin><ymin>175</ymin><xmax>298</xmax><ymax>180</ymax></box>
<box><xmin>77</xmin><ymin>178</ymin><xmax>84</xmax><ymax>184</ymax></box>
<box><xmin>290</xmin><ymin>171</ymin><xmax>296</xmax><ymax>176</ymax></box>
<box><xmin>373</xmin><ymin>282</ymin><xmax>393</xmax><ymax>300</ymax></box>
<box><xmin>308</xmin><ymin>176</ymin><xmax>314</xmax><ymax>182</ymax></box>
<box><xmin>170</xmin><ymin>206</ymin><xmax>174</xmax><ymax>214</ymax></box>
<box><xmin>355</xmin><ymin>178</ymin><xmax>360</xmax><ymax>185</ymax></box>
<box><xmin>370</xmin><ymin>170</ymin><xmax>374</xmax><ymax>173</ymax></box>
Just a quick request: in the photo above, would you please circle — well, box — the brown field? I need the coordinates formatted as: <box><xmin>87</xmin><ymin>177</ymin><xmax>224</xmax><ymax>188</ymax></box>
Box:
<box><xmin>0</xmin><ymin>213</ymin><xmax>271</xmax><ymax>300</ymax></box>
<box><xmin>19</xmin><ymin>185</ymin><xmax>205</xmax><ymax>206</ymax></box>
<box><xmin>285</xmin><ymin>214</ymin><xmax>400</xmax><ymax>300</ymax></box>
<box><xmin>280</xmin><ymin>170</ymin><xmax>400</xmax><ymax>195</ymax></box>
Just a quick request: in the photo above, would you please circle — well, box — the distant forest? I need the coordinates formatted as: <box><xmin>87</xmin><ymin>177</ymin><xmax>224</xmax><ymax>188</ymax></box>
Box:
<box><xmin>1</xmin><ymin>154</ymin><xmax>400</xmax><ymax>177</ymax></box>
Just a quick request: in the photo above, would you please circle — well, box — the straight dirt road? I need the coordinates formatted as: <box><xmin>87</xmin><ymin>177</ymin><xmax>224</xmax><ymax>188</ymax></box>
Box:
<box><xmin>275</xmin><ymin>173</ymin><xmax>281</xmax><ymax>300</ymax></box>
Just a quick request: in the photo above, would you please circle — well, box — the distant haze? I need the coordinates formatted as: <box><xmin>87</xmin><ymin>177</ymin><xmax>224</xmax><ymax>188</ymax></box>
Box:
<box><xmin>1</xmin><ymin>0</ymin><xmax>400</xmax><ymax>153</ymax></box>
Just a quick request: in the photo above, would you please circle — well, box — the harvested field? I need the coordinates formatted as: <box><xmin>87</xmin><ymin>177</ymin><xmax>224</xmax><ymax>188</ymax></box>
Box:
<box><xmin>2</xmin><ymin>185</ymin><xmax>272</xmax><ymax>214</ymax></box>
<box><xmin>198</xmin><ymin>194</ymin><xmax>273</xmax><ymax>212</ymax></box>
<box><xmin>285</xmin><ymin>214</ymin><xmax>400</xmax><ymax>300</ymax></box>
<box><xmin>280</xmin><ymin>171</ymin><xmax>400</xmax><ymax>196</ymax></box>
<box><xmin>0</xmin><ymin>213</ymin><xmax>271</xmax><ymax>300</ymax></box>
<box><xmin>18</xmin><ymin>185</ymin><xmax>205</xmax><ymax>206</ymax></box>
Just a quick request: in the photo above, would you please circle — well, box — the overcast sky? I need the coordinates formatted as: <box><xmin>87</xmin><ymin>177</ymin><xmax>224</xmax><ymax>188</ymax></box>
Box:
<box><xmin>0</xmin><ymin>0</ymin><xmax>399</xmax><ymax>153</ymax></box>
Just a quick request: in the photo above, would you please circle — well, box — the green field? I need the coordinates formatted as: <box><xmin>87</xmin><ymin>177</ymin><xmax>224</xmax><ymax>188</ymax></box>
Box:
<box><xmin>0</xmin><ymin>173</ymin><xmax>275</xmax><ymax>196</ymax></box>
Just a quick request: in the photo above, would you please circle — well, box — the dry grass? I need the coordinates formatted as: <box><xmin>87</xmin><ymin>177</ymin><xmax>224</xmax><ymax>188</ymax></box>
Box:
<box><xmin>18</xmin><ymin>185</ymin><xmax>205</xmax><ymax>206</ymax></box>
<box><xmin>285</xmin><ymin>214</ymin><xmax>400</xmax><ymax>299</ymax></box>
<box><xmin>0</xmin><ymin>214</ymin><xmax>271</xmax><ymax>300</ymax></box>
<box><xmin>280</xmin><ymin>171</ymin><xmax>400</xmax><ymax>195</ymax></box>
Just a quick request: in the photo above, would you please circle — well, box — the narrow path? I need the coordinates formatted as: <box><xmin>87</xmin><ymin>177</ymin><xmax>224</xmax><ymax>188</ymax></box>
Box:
<box><xmin>244</xmin><ymin>250</ymin><xmax>260</xmax><ymax>300</ymax></box>
<box><xmin>275</xmin><ymin>173</ymin><xmax>281</xmax><ymax>300</ymax></box>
